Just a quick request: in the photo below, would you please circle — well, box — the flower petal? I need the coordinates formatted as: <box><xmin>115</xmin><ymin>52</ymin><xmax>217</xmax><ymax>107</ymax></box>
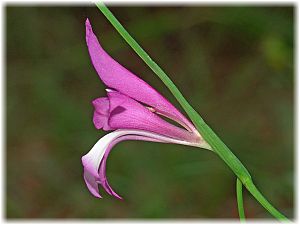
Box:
<box><xmin>82</xmin><ymin>129</ymin><xmax>205</xmax><ymax>199</ymax></box>
<box><xmin>85</xmin><ymin>18</ymin><xmax>196</xmax><ymax>132</ymax></box>
<box><xmin>107</xmin><ymin>91</ymin><xmax>200</xmax><ymax>144</ymax></box>
<box><xmin>92</xmin><ymin>97</ymin><xmax>111</xmax><ymax>130</ymax></box>
<box><xmin>83</xmin><ymin>170</ymin><xmax>102</xmax><ymax>198</ymax></box>
<box><xmin>98</xmin><ymin>134</ymin><xmax>162</xmax><ymax>200</ymax></box>
<box><xmin>82</xmin><ymin>131</ymin><xmax>122</xmax><ymax>198</ymax></box>
<box><xmin>92</xmin><ymin>97</ymin><xmax>109</xmax><ymax>115</ymax></box>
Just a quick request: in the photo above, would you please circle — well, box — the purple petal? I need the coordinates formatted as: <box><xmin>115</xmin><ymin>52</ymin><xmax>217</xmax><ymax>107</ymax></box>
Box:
<box><xmin>85</xmin><ymin>18</ymin><xmax>196</xmax><ymax>132</ymax></box>
<box><xmin>92</xmin><ymin>97</ymin><xmax>111</xmax><ymax>130</ymax></box>
<box><xmin>107</xmin><ymin>91</ymin><xmax>199</xmax><ymax>143</ymax></box>
<box><xmin>93</xmin><ymin>111</ymin><xmax>110</xmax><ymax>130</ymax></box>
<box><xmin>92</xmin><ymin>97</ymin><xmax>109</xmax><ymax>115</ymax></box>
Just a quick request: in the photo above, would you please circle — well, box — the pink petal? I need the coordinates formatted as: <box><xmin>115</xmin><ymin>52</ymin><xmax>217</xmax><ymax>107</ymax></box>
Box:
<box><xmin>98</xmin><ymin>135</ymin><xmax>164</xmax><ymax>200</ymax></box>
<box><xmin>107</xmin><ymin>91</ymin><xmax>199</xmax><ymax>143</ymax></box>
<box><xmin>85</xmin><ymin>18</ymin><xmax>196</xmax><ymax>132</ymax></box>
<box><xmin>92</xmin><ymin>97</ymin><xmax>109</xmax><ymax>115</ymax></box>
<box><xmin>82</xmin><ymin>130</ymin><xmax>206</xmax><ymax>200</ymax></box>
<box><xmin>82</xmin><ymin>130</ymin><xmax>166</xmax><ymax>200</ymax></box>
<box><xmin>83</xmin><ymin>170</ymin><xmax>102</xmax><ymax>198</ymax></box>
<box><xmin>93</xmin><ymin>112</ymin><xmax>108</xmax><ymax>130</ymax></box>
<box><xmin>92</xmin><ymin>97</ymin><xmax>111</xmax><ymax>130</ymax></box>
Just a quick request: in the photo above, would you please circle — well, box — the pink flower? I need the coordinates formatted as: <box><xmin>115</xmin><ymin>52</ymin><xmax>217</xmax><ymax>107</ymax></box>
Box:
<box><xmin>82</xmin><ymin>19</ymin><xmax>211</xmax><ymax>199</ymax></box>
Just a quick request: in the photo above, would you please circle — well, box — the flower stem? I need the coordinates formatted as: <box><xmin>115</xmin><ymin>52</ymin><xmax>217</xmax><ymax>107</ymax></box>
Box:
<box><xmin>244</xmin><ymin>179</ymin><xmax>288</xmax><ymax>220</ymax></box>
<box><xmin>236</xmin><ymin>178</ymin><xmax>246</xmax><ymax>221</ymax></box>
<box><xmin>95</xmin><ymin>2</ymin><xmax>289</xmax><ymax>220</ymax></box>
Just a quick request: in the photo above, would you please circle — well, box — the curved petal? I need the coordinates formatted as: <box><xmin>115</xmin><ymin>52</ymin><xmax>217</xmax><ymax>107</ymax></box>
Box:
<box><xmin>81</xmin><ymin>129</ymin><xmax>206</xmax><ymax>199</ymax></box>
<box><xmin>107</xmin><ymin>91</ymin><xmax>200</xmax><ymax>144</ymax></box>
<box><xmin>98</xmin><ymin>135</ymin><xmax>162</xmax><ymax>200</ymax></box>
<box><xmin>83</xmin><ymin>170</ymin><xmax>102</xmax><ymax>198</ymax></box>
<box><xmin>85</xmin><ymin>18</ymin><xmax>196</xmax><ymax>132</ymax></box>
<box><xmin>92</xmin><ymin>97</ymin><xmax>111</xmax><ymax>130</ymax></box>
<box><xmin>93</xmin><ymin>97</ymin><xmax>109</xmax><ymax>115</ymax></box>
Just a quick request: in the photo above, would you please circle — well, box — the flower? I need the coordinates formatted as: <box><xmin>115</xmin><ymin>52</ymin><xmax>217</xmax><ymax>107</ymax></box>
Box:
<box><xmin>82</xmin><ymin>18</ymin><xmax>211</xmax><ymax>199</ymax></box>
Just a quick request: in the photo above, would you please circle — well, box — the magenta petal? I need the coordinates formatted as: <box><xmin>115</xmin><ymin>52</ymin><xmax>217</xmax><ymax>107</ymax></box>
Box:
<box><xmin>93</xmin><ymin>112</ymin><xmax>109</xmax><ymax>130</ymax></box>
<box><xmin>107</xmin><ymin>91</ymin><xmax>199</xmax><ymax>143</ymax></box>
<box><xmin>92</xmin><ymin>97</ymin><xmax>111</xmax><ymax>130</ymax></box>
<box><xmin>85</xmin><ymin>18</ymin><xmax>195</xmax><ymax>132</ymax></box>
<box><xmin>92</xmin><ymin>97</ymin><xmax>109</xmax><ymax>115</ymax></box>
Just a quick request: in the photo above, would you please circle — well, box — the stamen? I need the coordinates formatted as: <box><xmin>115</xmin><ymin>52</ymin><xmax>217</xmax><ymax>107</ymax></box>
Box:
<box><xmin>146</xmin><ymin>106</ymin><xmax>156</xmax><ymax>112</ymax></box>
<box><xmin>106</xmin><ymin>88</ymin><xmax>115</xmax><ymax>93</ymax></box>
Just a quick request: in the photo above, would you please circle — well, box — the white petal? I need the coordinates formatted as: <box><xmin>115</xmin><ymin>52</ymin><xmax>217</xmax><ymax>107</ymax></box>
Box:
<box><xmin>82</xmin><ymin>129</ymin><xmax>210</xmax><ymax>174</ymax></box>
<box><xmin>81</xmin><ymin>129</ymin><xmax>210</xmax><ymax>198</ymax></box>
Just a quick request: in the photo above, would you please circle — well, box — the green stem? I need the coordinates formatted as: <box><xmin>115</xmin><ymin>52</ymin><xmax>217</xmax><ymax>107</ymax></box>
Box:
<box><xmin>95</xmin><ymin>2</ymin><xmax>289</xmax><ymax>220</ymax></box>
<box><xmin>236</xmin><ymin>178</ymin><xmax>246</xmax><ymax>221</ymax></box>
<box><xmin>244</xmin><ymin>180</ymin><xmax>288</xmax><ymax>220</ymax></box>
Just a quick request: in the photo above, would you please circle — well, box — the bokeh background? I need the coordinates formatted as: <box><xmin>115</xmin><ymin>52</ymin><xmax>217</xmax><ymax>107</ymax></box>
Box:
<box><xmin>6</xmin><ymin>5</ymin><xmax>294</xmax><ymax>219</ymax></box>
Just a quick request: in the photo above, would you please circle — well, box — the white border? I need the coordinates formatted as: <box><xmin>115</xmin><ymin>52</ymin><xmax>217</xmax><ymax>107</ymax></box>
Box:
<box><xmin>1</xmin><ymin>0</ymin><xmax>297</xmax><ymax>224</ymax></box>
<box><xmin>1</xmin><ymin>0</ymin><xmax>298</xmax><ymax>5</ymax></box>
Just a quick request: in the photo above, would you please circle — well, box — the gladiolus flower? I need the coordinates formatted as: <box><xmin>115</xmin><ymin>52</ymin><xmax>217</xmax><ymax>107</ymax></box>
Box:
<box><xmin>82</xmin><ymin>18</ymin><xmax>211</xmax><ymax>199</ymax></box>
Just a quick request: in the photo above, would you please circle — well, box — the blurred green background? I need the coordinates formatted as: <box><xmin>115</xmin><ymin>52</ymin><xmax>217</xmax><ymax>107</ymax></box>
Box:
<box><xmin>6</xmin><ymin>5</ymin><xmax>294</xmax><ymax>219</ymax></box>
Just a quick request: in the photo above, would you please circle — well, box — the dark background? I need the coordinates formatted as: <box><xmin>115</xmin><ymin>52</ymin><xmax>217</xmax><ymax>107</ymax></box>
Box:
<box><xmin>6</xmin><ymin>5</ymin><xmax>294</xmax><ymax>219</ymax></box>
